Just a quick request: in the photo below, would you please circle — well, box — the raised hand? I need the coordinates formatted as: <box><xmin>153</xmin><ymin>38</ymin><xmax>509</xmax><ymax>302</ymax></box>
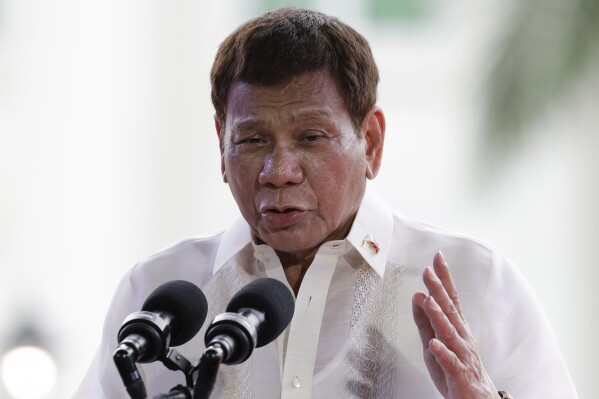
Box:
<box><xmin>412</xmin><ymin>252</ymin><xmax>499</xmax><ymax>399</ymax></box>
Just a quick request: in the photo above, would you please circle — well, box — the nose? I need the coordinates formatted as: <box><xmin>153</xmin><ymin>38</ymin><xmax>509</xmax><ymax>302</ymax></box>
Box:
<box><xmin>258</xmin><ymin>145</ymin><xmax>304</xmax><ymax>187</ymax></box>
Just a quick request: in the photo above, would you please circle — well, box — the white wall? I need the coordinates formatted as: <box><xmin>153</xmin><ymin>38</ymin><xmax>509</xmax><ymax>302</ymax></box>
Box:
<box><xmin>0</xmin><ymin>1</ymin><xmax>593</xmax><ymax>397</ymax></box>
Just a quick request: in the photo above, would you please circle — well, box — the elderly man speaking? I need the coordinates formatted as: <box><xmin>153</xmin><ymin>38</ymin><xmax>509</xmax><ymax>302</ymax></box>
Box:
<box><xmin>76</xmin><ymin>7</ymin><xmax>577</xmax><ymax>399</ymax></box>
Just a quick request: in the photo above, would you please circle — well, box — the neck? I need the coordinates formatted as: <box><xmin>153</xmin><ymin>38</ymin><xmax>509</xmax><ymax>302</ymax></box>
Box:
<box><xmin>276</xmin><ymin>250</ymin><xmax>316</xmax><ymax>296</ymax></box>
<box><xmin>253</xmin><ymin>212</ymin><xmax>357</xmax><ymax>295</ymax></box>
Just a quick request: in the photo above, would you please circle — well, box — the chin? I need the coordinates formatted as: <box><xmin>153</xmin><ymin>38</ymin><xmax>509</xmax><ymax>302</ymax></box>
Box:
<box><xmin>261</xmin><ymin>231</ymin><xmax>320</xmax><ymax>254</ymax></box>
<box><xmin>267</xmin><ymin>238</ymin><xmax>310</xmax><ymax>253</ymax></box>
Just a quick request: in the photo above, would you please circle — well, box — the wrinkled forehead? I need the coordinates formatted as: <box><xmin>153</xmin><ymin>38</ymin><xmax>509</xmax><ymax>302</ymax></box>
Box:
<box><xmin>224</xmin><ymin>70</ymin><xmax>346</xmax><ymax>124</ymax></box>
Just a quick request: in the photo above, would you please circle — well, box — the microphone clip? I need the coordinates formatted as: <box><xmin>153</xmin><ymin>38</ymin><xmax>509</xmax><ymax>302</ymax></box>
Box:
<box><xmin>113</xmin><ymin>343</ymin><xmax>198</xmax><ymax>399</ymax></box>
<box><xmin>203</xmin><ymin>308</ymin><xmax>265</xmax><ymax>365</ymax></box>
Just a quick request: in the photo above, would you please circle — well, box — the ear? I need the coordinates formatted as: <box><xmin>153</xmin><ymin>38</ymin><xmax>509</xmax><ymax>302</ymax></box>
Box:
<box><xmin>361</xmin><ymin>106</ymin><xmax>386</xmax><ymax>180</ymax></box>
<box><xmin>214</xmin><ymin>116</ymin><xmax>228</xmax><ymax>183</ymax></box>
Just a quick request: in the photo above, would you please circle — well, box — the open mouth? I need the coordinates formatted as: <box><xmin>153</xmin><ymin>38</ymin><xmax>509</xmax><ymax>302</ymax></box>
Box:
<box><xmin>268</xmin><ymin>208</ymin><xmax>298</xmax><ymax>214</ymax></box>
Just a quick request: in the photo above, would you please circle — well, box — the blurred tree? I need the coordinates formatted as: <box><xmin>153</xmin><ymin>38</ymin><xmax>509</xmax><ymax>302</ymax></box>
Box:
<box><xmin>484</xmin><ymin>0</ymin><xmax>599</xmax><ymax>158</ymax></box>
<box><xmin>370</xmin><ymin>0</ymin><xmax>435</xmax><ymax>22</ymax></box>
<box><xmin>260</xmin><ymin>0</ymin><xmax>313</xmax><ymax>11</ymax></box>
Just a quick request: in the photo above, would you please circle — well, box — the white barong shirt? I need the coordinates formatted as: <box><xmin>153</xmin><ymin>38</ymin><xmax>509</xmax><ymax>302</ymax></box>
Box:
<box><xmin>75</xmin><ymin>187</ymin><xmax>578</xmax><ymax>398</ymax></box>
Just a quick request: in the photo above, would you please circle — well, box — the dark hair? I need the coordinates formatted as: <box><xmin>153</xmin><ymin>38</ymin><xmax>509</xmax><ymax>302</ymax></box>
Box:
<box><xmin>210</xmin><ymin>7</ymin><xmax>379</xmax><ymax>129</ymax></box>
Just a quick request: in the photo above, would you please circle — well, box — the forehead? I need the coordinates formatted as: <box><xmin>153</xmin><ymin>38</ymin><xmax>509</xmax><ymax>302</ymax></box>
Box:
<box><xmin>225</xmin><ymin>70</ymin><xmax>348</xmax><ymax>125</ymax></box>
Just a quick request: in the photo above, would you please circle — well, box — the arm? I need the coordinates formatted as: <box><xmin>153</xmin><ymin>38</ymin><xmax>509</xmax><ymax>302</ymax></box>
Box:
<box><xmin>73</xmin><ymin>269</ymin><xmax>140</xmax><ymax>399</ymax></box>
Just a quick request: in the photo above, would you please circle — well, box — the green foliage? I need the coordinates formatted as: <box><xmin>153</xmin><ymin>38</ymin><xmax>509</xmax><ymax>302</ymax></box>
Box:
<box><xmin>260</xmin><ymin>0</ymin><xmax>313</xmax><ymax>11</ymax></box>
<box><xmin>485</xmin><ymin>0</ymin><xmax>599</xmax><ymax>152</ymax></box>
<box><xmin>369</xmin><ymin>0</ymin><xmax>434</xmax><ymax>21</ymax></box>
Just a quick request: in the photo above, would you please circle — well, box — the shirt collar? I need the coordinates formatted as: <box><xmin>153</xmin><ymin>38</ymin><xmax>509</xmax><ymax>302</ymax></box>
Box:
<box><xmin>212</xmin><ymin>184</ymin><xmax>394</xmax><ymax>278</ymax></box>
<box><xmin>345</xmin><ymin>184</ymin><xmax>394</xmax><ymax>278</ymax></box>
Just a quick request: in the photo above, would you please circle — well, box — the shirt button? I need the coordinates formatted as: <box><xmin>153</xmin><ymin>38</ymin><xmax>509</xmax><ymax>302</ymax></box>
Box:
<box><xmin>292</xmin><ymin>376</ymin><xmax>301</xmax><ymax>389</ymax></box>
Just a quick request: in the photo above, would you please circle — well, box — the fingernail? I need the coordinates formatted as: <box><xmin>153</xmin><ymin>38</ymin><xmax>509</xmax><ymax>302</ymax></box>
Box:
<box><xmin>428</xmin><ymin>296</ymin><xmax>440</xmax><ymax>310</ymax></box>
<box><xmin>425</xmin><ymin>267</ymin><xmax>439</xmax><ymax>282</ymax></box>
<box><xmin>436</xmin><ymin>250</ymin><xmax>445</xmax><ymax>262</ymax></box>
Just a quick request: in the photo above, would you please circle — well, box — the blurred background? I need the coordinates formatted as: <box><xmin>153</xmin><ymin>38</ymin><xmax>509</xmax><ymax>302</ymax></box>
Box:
<box><xmin>0</xmin><ymin>0</ymin><xmax>596</xmax><ymax>397</ymax></box>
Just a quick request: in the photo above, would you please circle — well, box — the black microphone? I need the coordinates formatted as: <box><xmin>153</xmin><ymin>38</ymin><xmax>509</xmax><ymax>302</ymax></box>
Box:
<box><xmin>203</xmin><ymin>278</ymin><xmax>295</xmax><ymax>365</ymax></box>
<box><xmin>114</xmin><ymin>280</ymin><xmax>208</xmax><ymax>399</ymax></box>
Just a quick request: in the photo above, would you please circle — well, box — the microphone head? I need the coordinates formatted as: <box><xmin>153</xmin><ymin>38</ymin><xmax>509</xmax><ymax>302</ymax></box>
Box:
<box><xmin>142</xmin><ymin>280</ymin><xmax>208</xmax><ymax>346</ymax></box>
<box><xmin>226</xmin><ymin>278</ymin><xmax>295</xmax><ymax>347</ymax></box>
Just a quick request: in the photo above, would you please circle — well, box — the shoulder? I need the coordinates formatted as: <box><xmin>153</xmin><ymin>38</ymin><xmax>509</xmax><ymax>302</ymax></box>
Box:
<box><xmin>139</xmin><ymin>232</ymin><xmax>226</xmax><ymax>267</ymax></box>
<box><xmin>390</xmin><ymin>211</ymin><xmax>503</xmax><ymax>271</ymax></box>
<box><xmin>128</xmin><ymin>230</ymin><xmax>227</xmax><ymax>294</ymax></box>
<box><xmin>388</xmin><ymin>211</ymin><xmax>523</xmax><ymax>311</ymax></box>
<box><xmin>388</xmin><ymin>212</ymin><xmax>532</xmax><ymax>342</ymax></box>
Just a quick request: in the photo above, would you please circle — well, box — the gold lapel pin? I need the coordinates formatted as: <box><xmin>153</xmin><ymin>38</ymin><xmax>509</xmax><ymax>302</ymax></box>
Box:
<box><xmin>362</xmin><ymin>234</ymin><xmax>380</xmax><ymax>254</ymax></box>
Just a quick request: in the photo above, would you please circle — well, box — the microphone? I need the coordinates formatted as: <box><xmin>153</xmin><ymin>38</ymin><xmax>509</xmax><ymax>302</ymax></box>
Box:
<box><xmin>114</xmin><ymin>280</ymin><xmax>208</xmax><ymax>399</ymax></box>
<box><xmin>203</xmin><ymin>278</ymin><xmax>295</xmax><ymax>365</ymax></box>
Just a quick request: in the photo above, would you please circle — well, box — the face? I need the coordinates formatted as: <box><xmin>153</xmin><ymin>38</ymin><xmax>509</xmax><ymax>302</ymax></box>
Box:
<box><xmin>216</xmin><ymin>70</ymin><xmax>385</xmax><ymax>260</ymax></box>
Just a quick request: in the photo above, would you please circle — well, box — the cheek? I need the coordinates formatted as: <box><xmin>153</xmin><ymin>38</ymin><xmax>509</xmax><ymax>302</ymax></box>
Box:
<box><xmin>226</xmin><ymin>152</ymin><xmax>261</xmax><ymax>177</ymax></box>
<box><xmin>225</xmin><ymin>155</ymin><xmax>258</xmax><ymax>200</ymax></box>
<box><xmin>313</xmin><ymin>149</ymin><xmax>366</xmax><ymax>185</ymax></box>
<box><xmin>308</xmin><ymin>153</ymin><xmax>367</xmax><ymax>206</ymax></box>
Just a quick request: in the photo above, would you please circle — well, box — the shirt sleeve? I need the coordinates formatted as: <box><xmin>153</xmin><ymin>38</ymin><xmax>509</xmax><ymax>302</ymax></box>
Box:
<box><xmin>479</xmin><ymin>251</ymin><xmax>578</xmax><ymax>399</ymax></box>
<box><xmin>72</xmin><ymin>268</ymin><xmax>141</xmax><ymax>399</ymax></box>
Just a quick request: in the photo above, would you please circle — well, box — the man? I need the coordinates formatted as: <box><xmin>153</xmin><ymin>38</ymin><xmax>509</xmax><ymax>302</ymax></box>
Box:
<box><xmin>76</xmin><ymin>7</ymin><xmax>578</xmax><ymax>398</ymax></box>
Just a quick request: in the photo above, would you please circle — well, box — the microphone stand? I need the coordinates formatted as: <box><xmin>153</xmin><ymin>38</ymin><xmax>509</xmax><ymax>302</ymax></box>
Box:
<box><xmin>115</xmin><ymin>343</ymin><xmax>224</xmax><ymax>399</ymax></box>
<box><xmin>151</xmin><ymin>385</ymin><xmax>191</xmax><ymax>399</ymax></box>
<box><xmin>191</xmin><ymin>344</ymin><xmax>224</xmax><ymax>399</ymax></box>
<box><xmin>151</xmin><ymin>344</ymin><xmax>223</xmax><ymax>399</ymax></box>
<box><xmin>113</xmin><ymin>343</ymin><xmax>147</xmax><ymax>399</ymax></box>
<box><xmin>148</xmin><ymin>348</ymin><xmax>195</xmax><ymax>399</ymax></box>
<box><xmin>115</xmin><ymin>344</ymin><xmax>198</xmax><ymax>399</ymax></box>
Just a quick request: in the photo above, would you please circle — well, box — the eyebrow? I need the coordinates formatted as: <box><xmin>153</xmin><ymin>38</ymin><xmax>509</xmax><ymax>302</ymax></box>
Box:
<box><xmin>231</xmin><ymin>119</ymin><xmax>266</xmax><ymax>132</ymax></box>
<box><xmin>231</xmin><ymin>108</ymin><xmax>335</xmax><ymax>132</ymax></box>
<box><xmin>289</xmin><ymin>108</ymin><xmax>334</xmax><ymax>123</ymax></box>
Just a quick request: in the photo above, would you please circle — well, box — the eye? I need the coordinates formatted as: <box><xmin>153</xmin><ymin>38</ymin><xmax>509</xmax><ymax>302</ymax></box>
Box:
<box><xmin>244</xmin><ymin>137</ymin><xmax>265</xmax><ymax>144</ymax></box>
<box><xmin>235</xmin><ymin>135</ymin><xmax>266</xmax><ymax>145</ymax></box>
<box><xmin>298</xmin><ymin>132</ymin><xmax>326</xmax><ymax>143</ymax></box>
<box><xmin>303</xmin><ymin>135</ymin><xmax>320</xmax><ymax>142</ymax></box>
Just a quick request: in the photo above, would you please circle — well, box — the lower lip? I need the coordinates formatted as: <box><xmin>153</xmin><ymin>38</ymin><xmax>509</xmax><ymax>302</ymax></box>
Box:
<box><xmin>261</xmin><ymin>210</ymin><xmax>305</xmax><ymax>229</ymax></box>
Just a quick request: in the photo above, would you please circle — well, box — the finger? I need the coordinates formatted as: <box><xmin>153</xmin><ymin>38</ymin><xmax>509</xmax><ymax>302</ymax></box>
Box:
<box><xmin>412</xmin><ymin>291</ymin><xmax>435</xmax><ymax>350</ymax></box>
<box><xmin>423</xmin><ymin>266</ymin><xmax>469</xmax><ymax>339</ymax></box>
<box><xmin>413</xmin><ymin>292</ymin><xmax>447</xmax><ymax>390</ymax></box>
<box><xmin>433</xmin><ymin>251</ymin><xmax>464</xmax><ymax>318</ymax></box>
<box><xmin>423</xmin><ymin>295</ymin><xmax>469</xmax><ymax>359</ymax></box>
<box><xmin>429</xmin><ymin>338</ymin><xmax>464</xmax><ymax>377</ymax></box>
